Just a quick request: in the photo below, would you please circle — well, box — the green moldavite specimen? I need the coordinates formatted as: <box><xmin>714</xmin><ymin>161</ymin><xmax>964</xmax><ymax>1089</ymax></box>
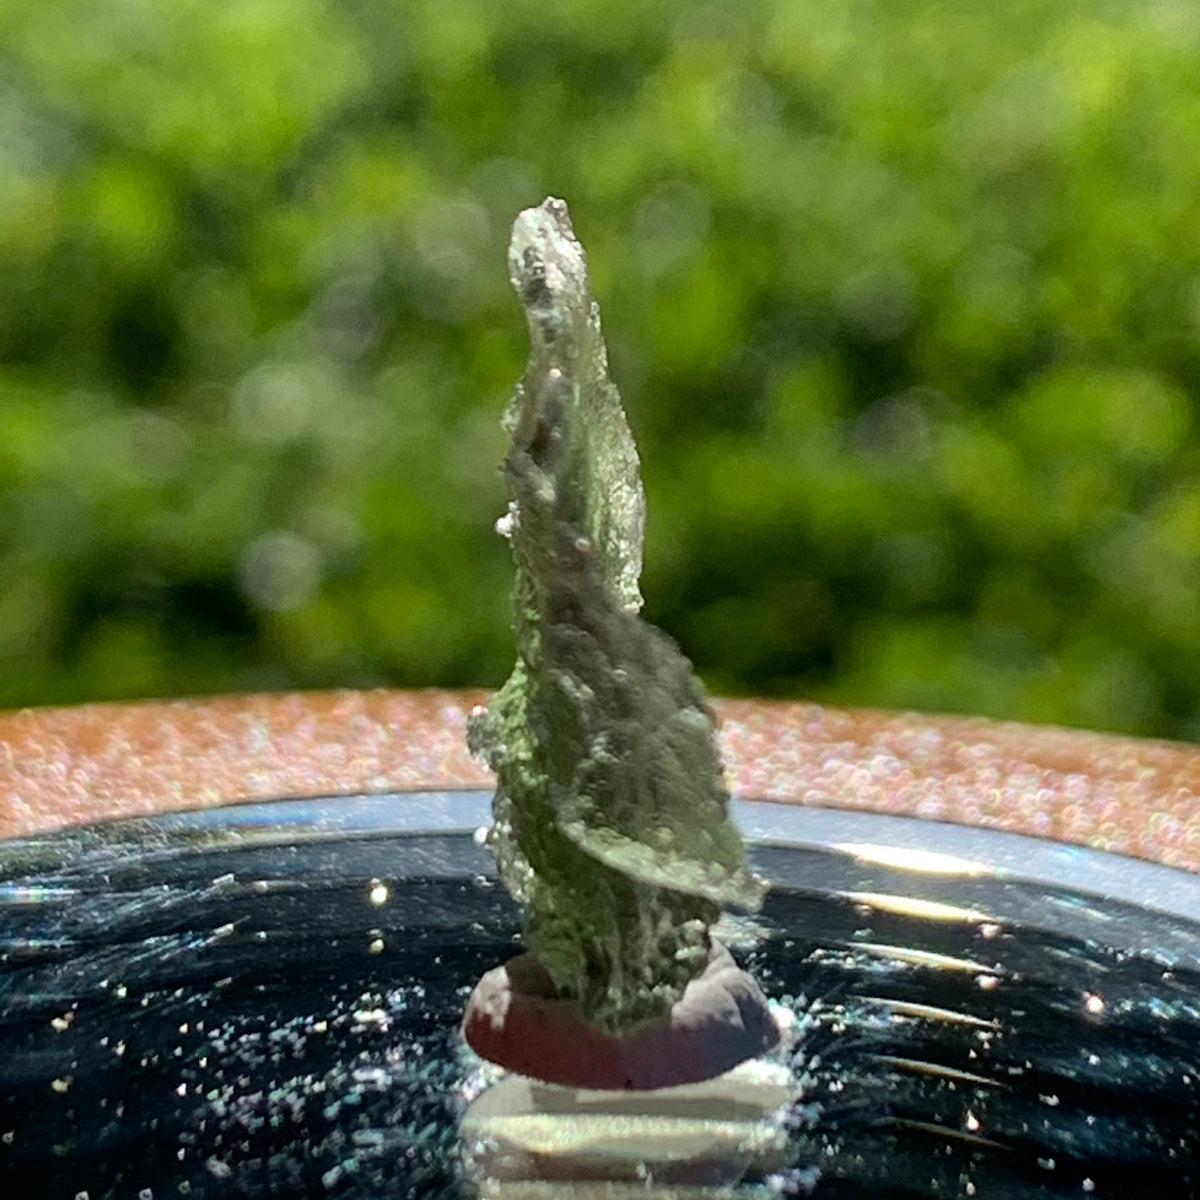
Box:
<box><xmin>468</xmin><ymin>198</ymin><xmax>764</xmax><ymax>1037</ymax></box>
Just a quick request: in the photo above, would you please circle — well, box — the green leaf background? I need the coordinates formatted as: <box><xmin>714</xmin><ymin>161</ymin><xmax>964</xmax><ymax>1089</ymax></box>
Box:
<box><xmin>2</xmin><ymin>0</ymin><xmax>1199</xmax><ymax>740</ymax></box>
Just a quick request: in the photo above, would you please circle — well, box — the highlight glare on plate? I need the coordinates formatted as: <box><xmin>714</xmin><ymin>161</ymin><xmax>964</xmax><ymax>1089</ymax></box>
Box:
<box><xmin>843</xmin><ymin>891</ymin><xmax>992</xmax><ymax>924</ymax></box>
<box><xmin>832</xmin><ymin>842</ymin><xmax>990</xmax><ymax>877</ymax></box>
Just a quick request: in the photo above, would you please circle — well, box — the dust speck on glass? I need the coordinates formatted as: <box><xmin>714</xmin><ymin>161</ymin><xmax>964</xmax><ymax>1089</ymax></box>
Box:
<box><xmin>467</xmin><ymin>198</ymin><xmax>763</xmax><ymax>1036</ymax></box>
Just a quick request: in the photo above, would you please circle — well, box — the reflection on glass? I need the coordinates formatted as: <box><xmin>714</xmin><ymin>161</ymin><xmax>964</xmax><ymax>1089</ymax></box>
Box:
<box><xmin>0</xmin><ymin>793</ymin><xmax>1197</xmax><ymax>1197</ymax></box>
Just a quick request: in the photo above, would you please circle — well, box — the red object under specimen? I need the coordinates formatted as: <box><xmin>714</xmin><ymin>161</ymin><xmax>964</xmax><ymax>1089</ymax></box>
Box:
<box><xmin>462</xmin><ymin>940</ymin><xmax>780</xmax><ymax>1090</ymax></box>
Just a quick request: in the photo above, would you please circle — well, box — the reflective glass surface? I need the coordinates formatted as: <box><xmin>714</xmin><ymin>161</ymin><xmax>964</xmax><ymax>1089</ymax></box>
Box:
<box><xmin>1</xmin><ymin>793</ymin><xmax>1197</xmax><ymax>1197</ymax></box>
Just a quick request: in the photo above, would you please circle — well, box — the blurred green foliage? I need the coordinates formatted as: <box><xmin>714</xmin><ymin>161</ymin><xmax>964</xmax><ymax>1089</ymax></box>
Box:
<box><xmin>2</xmin><ymin>0</ymin><xmax>1200</xmax><ymax>740</ymax></box>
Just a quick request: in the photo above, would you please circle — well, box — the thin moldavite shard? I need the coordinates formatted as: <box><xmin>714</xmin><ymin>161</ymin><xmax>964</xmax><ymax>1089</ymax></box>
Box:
<box><xmin>468</xmin><ymin>197</ymin><xmax>764</xmax><ymax>1037</ymax></box>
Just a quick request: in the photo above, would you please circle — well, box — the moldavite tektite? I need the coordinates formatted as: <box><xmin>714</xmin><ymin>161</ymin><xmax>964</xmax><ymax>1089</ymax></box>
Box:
<box><xmin>467</xmin><ymin>198</ymin><xmax>765</xmax><ymax>1039</ymax></box>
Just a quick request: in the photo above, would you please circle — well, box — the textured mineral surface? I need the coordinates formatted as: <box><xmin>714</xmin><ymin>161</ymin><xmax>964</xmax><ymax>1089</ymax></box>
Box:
<box><xmin>466</xmin><ymin>198</ymin><xmax>763</xmax><ymax>1039</ymax></box>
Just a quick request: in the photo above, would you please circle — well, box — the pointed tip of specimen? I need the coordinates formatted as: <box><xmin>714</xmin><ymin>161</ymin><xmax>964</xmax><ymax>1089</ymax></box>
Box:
<box><xmin>508</xmin><ymin>197</ymin><xmax>591</xmax><ymax>351</ymax></box>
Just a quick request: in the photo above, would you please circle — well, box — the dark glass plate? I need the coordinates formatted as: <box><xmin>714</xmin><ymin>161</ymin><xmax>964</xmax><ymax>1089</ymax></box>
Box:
<box><xmin>1</xmin><ymin>793</ymin><xmax>1198</xmax><ymax>1198</ymax></box>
